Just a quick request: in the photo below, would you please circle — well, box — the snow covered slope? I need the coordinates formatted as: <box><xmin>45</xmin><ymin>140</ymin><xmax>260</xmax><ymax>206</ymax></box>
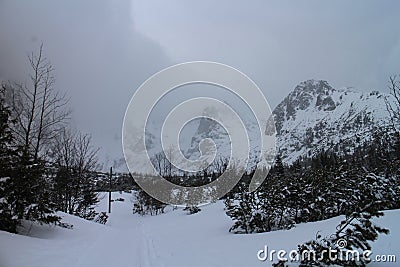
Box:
<box><xmin>185</xmin><ymin>80</ymin><xmax>392</xmax><ymax>165</ymax></box>
<box><xmin>274</xmin><ymin>80</ymin><xmax>392</xmax><ymax>163</ymax></box>
<box><xmin>0</xmin><ymin>192</ymin><xmax>398</xmax><ymax>267</ymax></box>
<box><xmin>120</xmin><ymin>79</ymin><xmax>393</xmax><ymax>173</ymax></box>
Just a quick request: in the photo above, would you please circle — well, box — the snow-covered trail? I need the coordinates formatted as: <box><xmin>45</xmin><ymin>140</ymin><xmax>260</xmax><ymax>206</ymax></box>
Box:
<box><xmin>69</xmin><ymin>193</ymin><xmax>167</xmax><ymax>267</ymax></box>
<box><xmin>0</xmin><ymin>192</ymin><xmax>166</xmax><ymax>267</ymax></box>
<box><xmin>0</xmin><ymin>192</ymin><xmax>399</xmax><ymax>267</ymax></box>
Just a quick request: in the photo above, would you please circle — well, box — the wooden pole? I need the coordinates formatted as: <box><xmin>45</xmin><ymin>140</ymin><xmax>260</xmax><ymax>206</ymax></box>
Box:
<box><xmin>108</xmin><ymin>167</ymin><xmax>112</xmax><ymax>213</ymax></box>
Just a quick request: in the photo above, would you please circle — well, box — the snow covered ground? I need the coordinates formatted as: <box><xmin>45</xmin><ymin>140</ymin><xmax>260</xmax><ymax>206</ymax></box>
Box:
<box><xmin>0</xmin><ymin>192</ymin><xmax>398</xmax><ymax>267</ymax></box>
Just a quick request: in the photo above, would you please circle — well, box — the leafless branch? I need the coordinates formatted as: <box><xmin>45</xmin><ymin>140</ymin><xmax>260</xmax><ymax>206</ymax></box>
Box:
<box><xmin>385</xmin><ymin>75</ymin><xmax>400</xmax><ymax>132</ymax></box>
<box><xmin>3</xmin><ymin>44</ymin><xmax>70</xmax><ymax>160</ymax></box>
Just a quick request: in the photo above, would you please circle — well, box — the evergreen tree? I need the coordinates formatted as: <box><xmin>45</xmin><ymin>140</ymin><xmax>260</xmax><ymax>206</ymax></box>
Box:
<box><xmin>293</xmin><ymin>200</ymin><xmax>389</xmax><ymax>267</ymax></box>
<box><xmin>133</xmin><ymin>189</ymin><xmax>166</xmax><ymax>216</ymax></box>
<box><xmin>0</xmin><ymin>87</ymin><xmax>18</xmax><ymax>232</ymax></box>
<box><xmin>1</xmin><ymin>86</ymin><xmax>59</xmax><ymax>230</ymax></box>
<box><xmin>74</xmin><ymin>174</ymin><xmax>99</xmax><ymax>220</ymax></box>
<box><xmin>225</xmin><ymin>161</ymin><xmax>295</xmax><ymax>234</ymax></box>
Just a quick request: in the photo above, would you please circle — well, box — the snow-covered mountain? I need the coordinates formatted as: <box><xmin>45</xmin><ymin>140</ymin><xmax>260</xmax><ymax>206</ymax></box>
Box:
<box><xmin>183</xmin><ymin>79</ymin><xmax>393</xmax><ymax>166</ymax></box>
<box><xmin>131</xmin><ymin>79</ymin><xmax>394</xmax><ymax>174</ymax></box>
<box><xmin>142</xmin><ymin>106</ymin><xmax>265</xmax><ymax>173</ymax></box>
<box><xmin>274</xmin><ymin>80</ymin><xmax>392</xmax><ymax>163</ymax></box>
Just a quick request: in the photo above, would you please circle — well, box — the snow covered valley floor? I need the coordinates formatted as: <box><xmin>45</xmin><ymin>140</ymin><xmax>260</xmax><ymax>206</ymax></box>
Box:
<box><xmin>0</xmin><ymin>192</ymin><xmax>398</xmax><ymax>267</ymax></box>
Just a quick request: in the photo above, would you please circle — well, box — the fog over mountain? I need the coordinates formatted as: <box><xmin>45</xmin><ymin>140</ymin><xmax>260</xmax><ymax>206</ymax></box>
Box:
<box><xmin>1</xmin><ymin>0</ymin><xmax>400</xmax><ymax>170</ymax></box>
<box><xmin>142</xmin><ymin>80</ymin><xmax>394</xmax><ymax>174</ymax></box>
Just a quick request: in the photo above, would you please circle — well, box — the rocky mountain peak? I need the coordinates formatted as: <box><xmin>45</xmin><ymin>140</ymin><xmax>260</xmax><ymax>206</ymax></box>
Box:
<box><xmin>273</xmin><ymin>80</ymin><xmax>339</xmax><ymax>132</ymax></box>
<box><xmin>294</xmin><ymin>79</ymin><xmax>334</xmax><ymax>95</ymax></box>
<box><xmin>273</xmin><ymin>80</ymin><xmax>392</xmax><ymax>163</ymax></box>
<box><xmin>142</xmin><ymin>79</ymin><xmax>392</xmax><ymax>172</ymax></box>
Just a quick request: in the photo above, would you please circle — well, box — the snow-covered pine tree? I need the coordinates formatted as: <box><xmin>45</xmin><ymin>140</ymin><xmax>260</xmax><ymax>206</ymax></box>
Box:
<box><xmin>0</xmin><ymin>86</ymin><xmax>19</xmax><ymax>232</ymax></box>
<box><xmin>274</xmin><ymin>169</ymin><xmax>391</xmax><ymax>267</ymax></box>
<box><xmin>74</xmin><ymin>174</ymin><xmax>99</xmax><ymax>220</ymax></box>
<box><xmin>225</xmin><ymin>183</ymin><xmax>263</xmax><ymax>233</ymax></box>
<box><xmin>225</xmin><ymin>158</ymin><xmax>295</xmax><ymax>234</ymax></box>
<box><xmin>286</xmin><ymin>161</ymin><xmax>307</xmax><ymax>223</ymax></box>
<box><xmin>15</xmin><ymin>156</ymin><xmax>61</xmax><ymax>225</ymax></box>
<box><xmin>294</xmin><ymin>201</ymin><xmax>389</xmax><ymax>267</ymax></box>
<box><xmin>1</xmin><ymin>85</ymin><xmax>59</xmax><ymax>229</ymax></box>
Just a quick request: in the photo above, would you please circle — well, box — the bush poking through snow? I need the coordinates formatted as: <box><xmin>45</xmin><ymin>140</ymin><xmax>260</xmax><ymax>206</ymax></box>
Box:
<box><xmin>183</xmin><ymin>205</ymin><xmax>201</xmax><ymax>215</ymax></box>
<box><xmin>133</xmin><ymin>190</ymin><xmax>166</xmax><ymax>216</ymax></box>
<box><xmin>95</xmin><ymin>212</ymin><xmax>109</xmax><ymax>225</ymax></box>
<box><xmin>273</xmin><ymin>188</ymin><xmax>390</xmax><ymax>266</ymax></box>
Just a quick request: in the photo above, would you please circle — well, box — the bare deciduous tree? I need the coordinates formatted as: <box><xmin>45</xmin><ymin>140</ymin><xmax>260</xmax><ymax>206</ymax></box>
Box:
<box><xmin>53</xmin><ymin>129</ymin><xmax>76</xmax><ymax>172</ymax></box>
<box><xmin>151</xmin><ymin>152</ymin><xmax>165</xmax><ymax>176</ymax></box>
<box><xmin>2</xmin><ymin>44</ymin><xmax>70</xmax><ymax>160</ymax></box>
<box><xmin>74</xmin><ymin>132</ymin><xmax>99</xmax><ymax>178</ymax></box>
<box><xmin>385</xmin><ymin>75</ymin><xmax>400</xmax><ymax>132</ymax></box>
<box><xmin>52</xmin><ymin>129</ymin><xmax>99</xmax><ymax>215</ymax></box>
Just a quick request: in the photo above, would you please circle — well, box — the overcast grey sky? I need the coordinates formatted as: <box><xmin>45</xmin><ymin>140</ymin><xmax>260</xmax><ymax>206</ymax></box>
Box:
<box><xmin>1</xmin><ymin>0</ymin><xmax>399</xmax><ymax>166</ymax></box>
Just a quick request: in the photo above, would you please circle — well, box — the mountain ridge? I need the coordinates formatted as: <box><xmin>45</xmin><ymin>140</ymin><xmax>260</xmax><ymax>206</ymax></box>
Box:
<box><xmin>130</xmin><ymin>79</ymin><xmax>394</xmax><ymax>174</ymax></box>
<box><xmin>274</xmin><ymin>79</ymin><xmax>391</xmax><ymax>163</ymax></box>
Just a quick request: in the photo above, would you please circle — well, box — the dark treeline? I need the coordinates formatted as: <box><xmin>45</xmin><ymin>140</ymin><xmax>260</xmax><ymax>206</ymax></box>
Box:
<box><xmin>94</xmin><ymin>172</ymin><xmax>137</xmax><ymax>192</ymax></box>
<box><xmin>151</xmin><ymin>152</ymin><xmax>229</xmax><ymax>187</ymax></box>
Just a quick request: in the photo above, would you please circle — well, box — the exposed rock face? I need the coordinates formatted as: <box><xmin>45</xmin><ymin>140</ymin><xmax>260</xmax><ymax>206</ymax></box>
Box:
<box><xmin>272</xmin><ymin>79</ymin><xmax>391</xmax><ymax>163</ymax></box>
<box><xmin>142</xmin><ymin>79</ymin><xmax>393</xmax><ymax>173</ymax></box>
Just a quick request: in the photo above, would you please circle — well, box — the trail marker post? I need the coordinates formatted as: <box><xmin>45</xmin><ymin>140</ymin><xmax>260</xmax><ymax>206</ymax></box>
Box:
<box><xmin>108</xmin><ymin>167</ymin><xmax>112</xmax><ymax>213</ymax></box>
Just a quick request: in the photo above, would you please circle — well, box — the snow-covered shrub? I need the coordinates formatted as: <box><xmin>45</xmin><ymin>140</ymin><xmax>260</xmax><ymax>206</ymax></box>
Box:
<box><xmin>133</xmin><ymin>190</ymin><xmax>166</xmax><ymax>216</ymax></box>
<box><xmin>183</xmin><ymin>205</ymin><xmax>201</xmax><ymax>215</ymax></box>
<box><xmin>274</xmin><ymin>201</ymin><xmax>389</xmax><ymax>267</ymax></box>
<box><xmin>95</xmin><ymin>212</ymin><xmax>109</xmax><ymax>225</ymax></box>
<box><xmin>225</xmin><ymin>180</ymin><xmax>294</xmax><ymax>234</ymax></box>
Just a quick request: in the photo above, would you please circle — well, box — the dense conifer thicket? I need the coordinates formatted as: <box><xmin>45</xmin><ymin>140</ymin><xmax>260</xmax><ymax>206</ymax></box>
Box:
<box><xmin>225</xmin><ymin>128</ymin><xmax>400</xmax><ymax>234</ymax></box>
<box><xmin>225</xmin><ymin>130</ymin><xmax>399</xmax><ymax>266</ymax></box>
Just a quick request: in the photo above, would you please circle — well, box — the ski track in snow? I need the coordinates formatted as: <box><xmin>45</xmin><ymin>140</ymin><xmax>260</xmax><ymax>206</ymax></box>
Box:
<box><xmin>0</xmin><ymin>192</ymin><xmax>399</xmax><ymax>267</ymax></box>
<box><xmin>70</xmin><ymin>196</ymin><xmax>166</xmax><ymax>267</ymax></box>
